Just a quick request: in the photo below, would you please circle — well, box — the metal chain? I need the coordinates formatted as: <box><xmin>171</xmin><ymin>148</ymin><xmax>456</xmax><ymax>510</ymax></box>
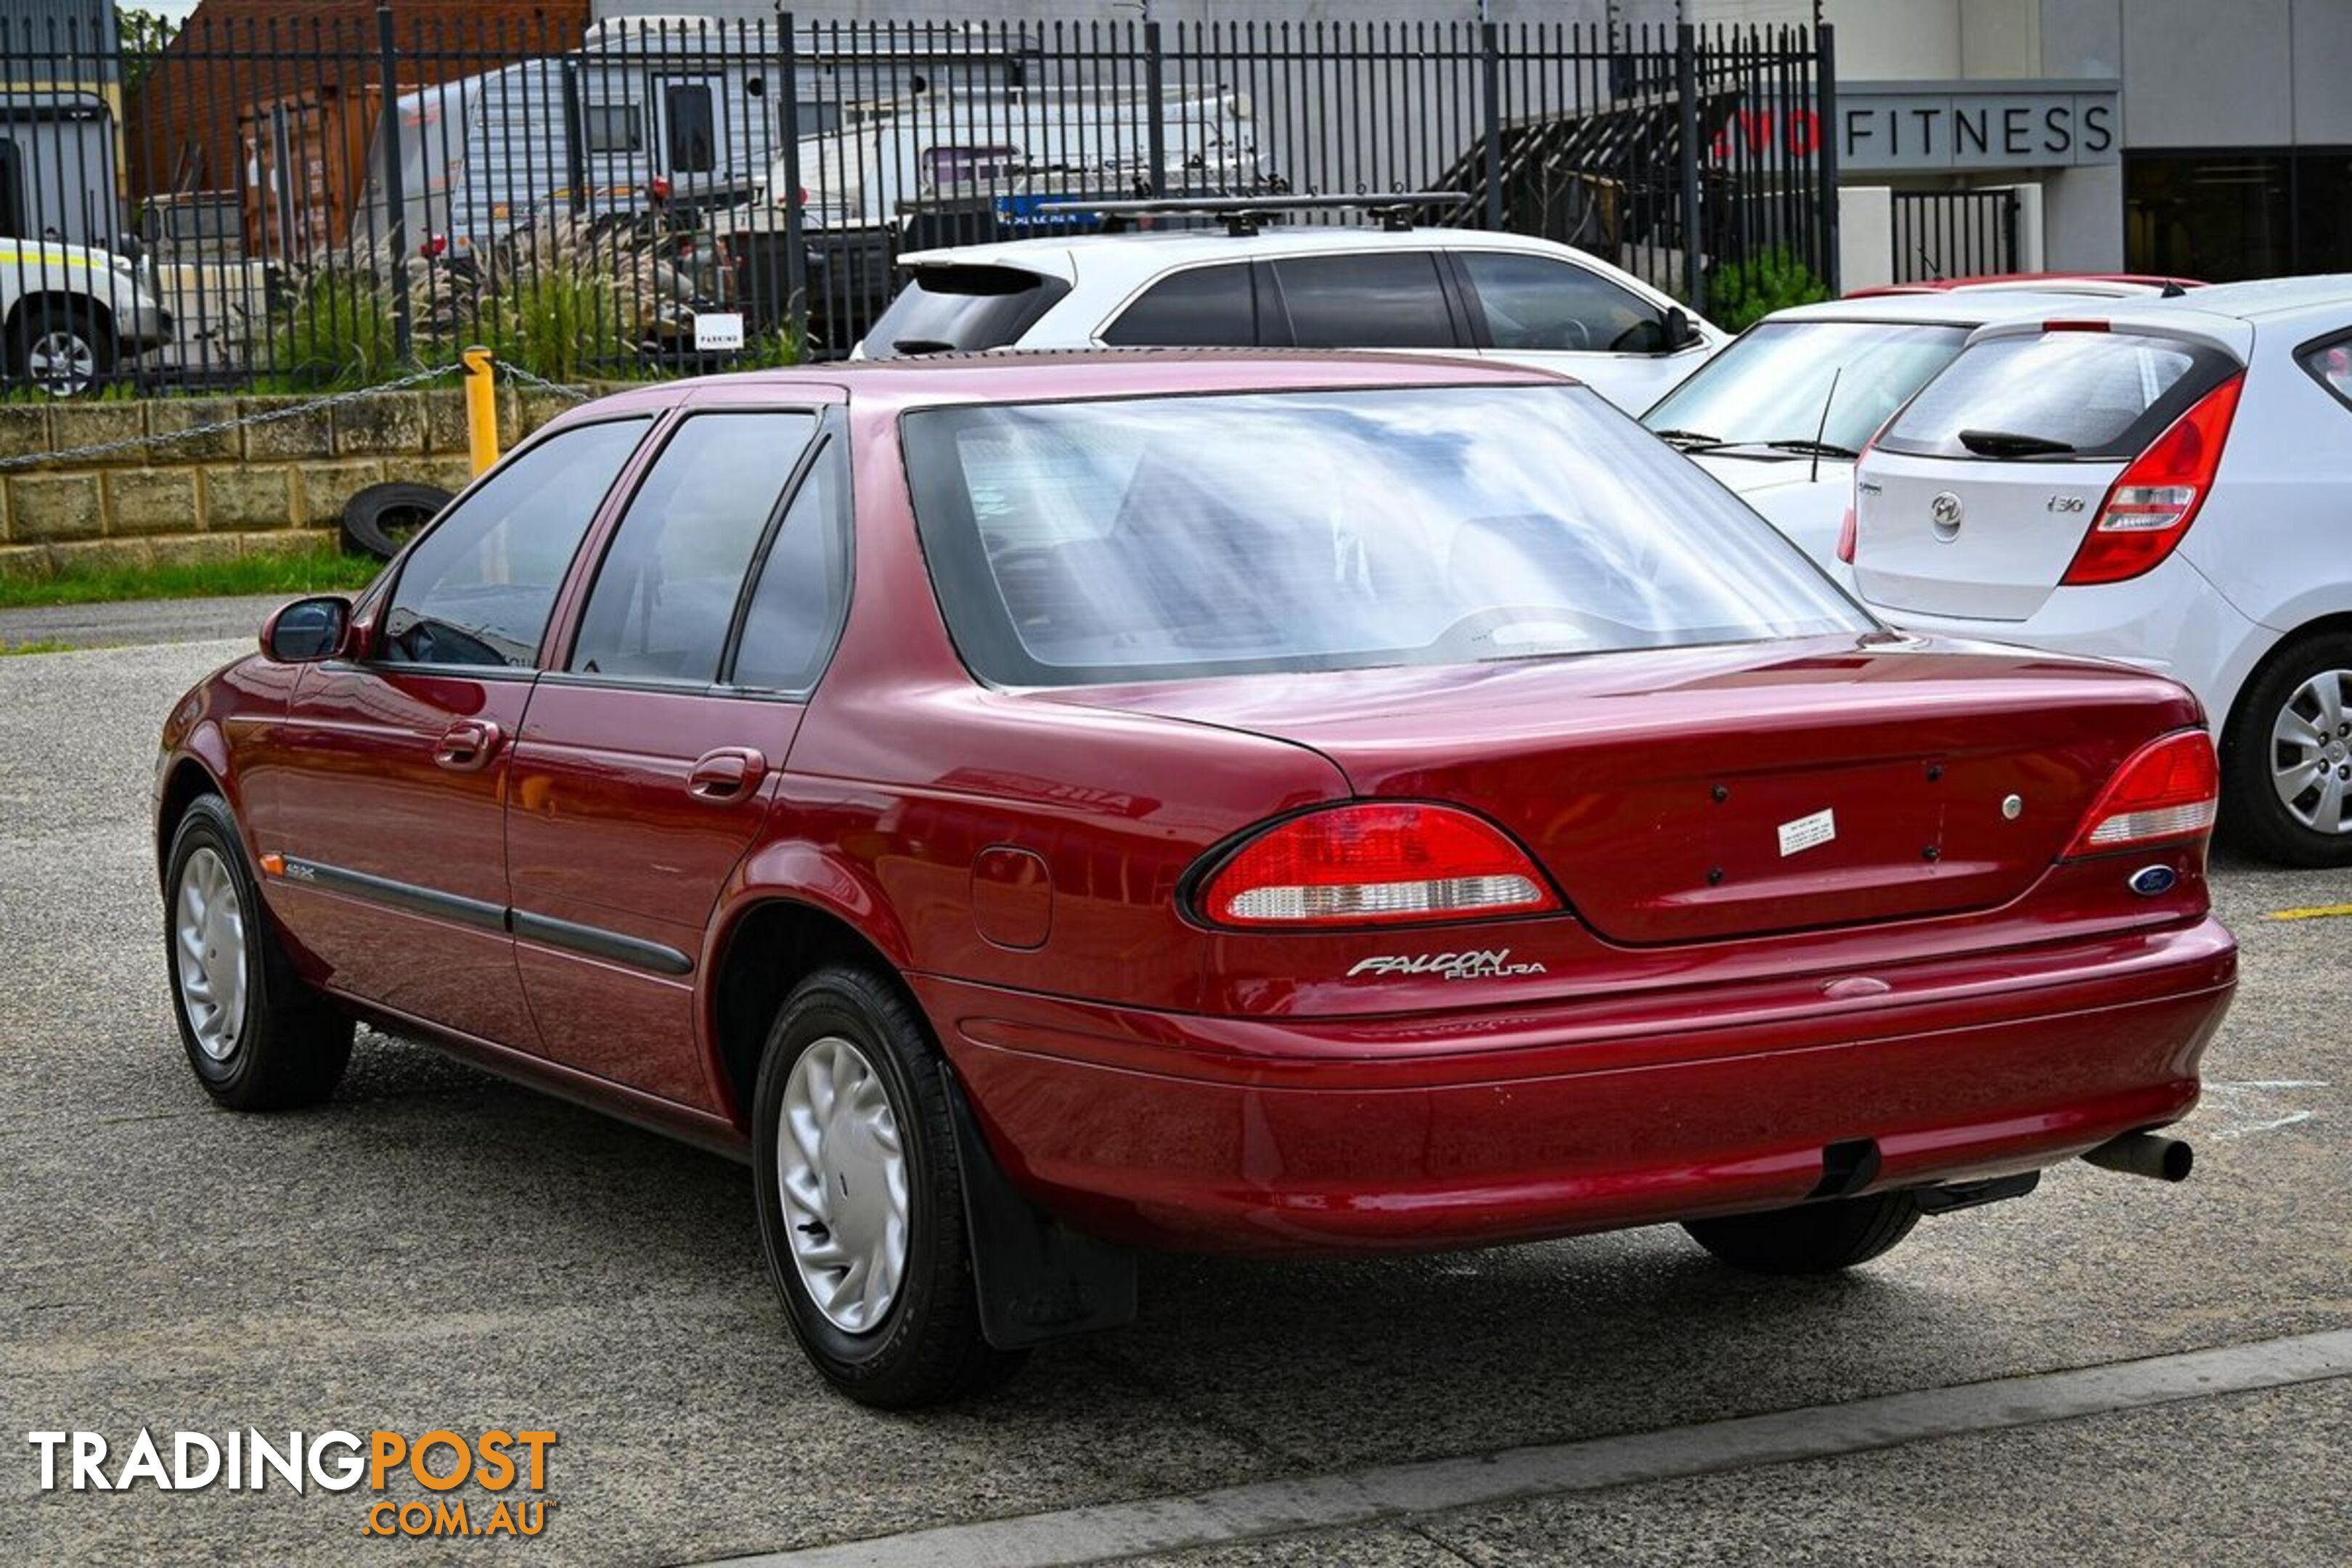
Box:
<box><xmin>495</xmin><ymin>362</ymin><xmax>595</xmax><ymax>404</ymax></box>
<box><xmin>0</xmin><ymin>362</ymin><xmax>465</xmax><ymax>472</ymax></box>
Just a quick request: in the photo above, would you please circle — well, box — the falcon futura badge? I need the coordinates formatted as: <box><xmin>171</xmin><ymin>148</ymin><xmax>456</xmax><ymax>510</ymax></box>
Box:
<box><xmin>1347</xmin><ymin>949</ymin><xmax>1548</xmax><ymax>981</ymax></box>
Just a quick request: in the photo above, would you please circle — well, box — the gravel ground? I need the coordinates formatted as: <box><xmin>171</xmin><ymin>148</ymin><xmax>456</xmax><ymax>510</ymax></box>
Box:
<box><xmin>1</xmin><ymin>638</ymin><xmax>2345</xmax><ymax>1567</ymax></box>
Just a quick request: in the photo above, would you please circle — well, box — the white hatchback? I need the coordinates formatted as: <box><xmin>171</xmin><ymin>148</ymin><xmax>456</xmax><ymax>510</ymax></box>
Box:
<box><xmin>1850</xmin><ymin>275</ymin><xmax>2352</xmax><ymax>865</ymax></box>
<box><xmin>855</xmin><ymin>221</ymin><xmax>1724</xmax><ymax>412</ymax></box>
<box><xmin>1643</xmin><ymin>282</ymin><xmax>2193</xmax><ymax>584</ymax></box>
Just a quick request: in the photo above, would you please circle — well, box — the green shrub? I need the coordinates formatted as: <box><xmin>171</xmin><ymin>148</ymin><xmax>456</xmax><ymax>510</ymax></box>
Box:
<box><xmin>265</xmin><ymin>269</ymin><xmax>405</xmax><ymax>390</ymax></box>
<box><xmin>480</xmin><ymin>266</ymin><xmax>632</xmax><ymax>385</ymax></box>
<box><xmin>1707</xmin><ymin>248</ymin><xmax>1832</xmax><ymax>332</ymax></box>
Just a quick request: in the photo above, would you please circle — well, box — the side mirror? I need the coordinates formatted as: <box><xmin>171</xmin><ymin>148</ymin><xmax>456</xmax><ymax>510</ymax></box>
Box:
<box><xmin>1660</xmin><ymin>307</ymin><xmax>1698</xmax><ymax>353</ymax></box>
<box><xmin>261</xmin><ymin>595</ymin><xmax>352</xmax><ymax>663</ymax></box>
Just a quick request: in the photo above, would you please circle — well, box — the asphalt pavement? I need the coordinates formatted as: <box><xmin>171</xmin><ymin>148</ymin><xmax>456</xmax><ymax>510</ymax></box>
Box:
<box><xmin>1</xmin><ymin>637</ymin><xmax>2346</xmax><ymax>1567</ymax></box>
<box><xmin>0</xmin><ymin>594</ymin><xmax>293</xmax><ymax>653</ymax></box>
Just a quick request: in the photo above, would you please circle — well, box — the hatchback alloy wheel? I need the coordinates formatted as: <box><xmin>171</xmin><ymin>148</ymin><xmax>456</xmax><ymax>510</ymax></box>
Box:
<box><xmin>2270</xmin><ymin>666</ymin><xmax>2352</xmax><ymax>836</ymax></box>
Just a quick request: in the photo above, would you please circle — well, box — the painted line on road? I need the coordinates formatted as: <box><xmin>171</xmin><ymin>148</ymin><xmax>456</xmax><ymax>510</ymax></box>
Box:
<box><xmin>703</xmin><ymin>1330</ymin><xmax>2352</xmax><ymax>1568</ymax></box>
<box><xmin>2265</xmin><ymin>902</ymin><xmax>2352</xmax><ymax>921</ymax></box>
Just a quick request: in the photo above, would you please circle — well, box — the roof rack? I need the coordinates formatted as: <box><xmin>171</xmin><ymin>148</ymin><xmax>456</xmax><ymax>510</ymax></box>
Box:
<box><xmin>1036</xmin><ymin>192</ymin><xmax>1472</xmax><ymax>237</ymax></box>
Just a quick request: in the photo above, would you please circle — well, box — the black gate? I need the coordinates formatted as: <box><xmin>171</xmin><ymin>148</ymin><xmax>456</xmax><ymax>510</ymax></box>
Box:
<box><xmin>1891</xmin><ymin>188</ymin><xmax>2021</xmax><ymax>284</ymax></box>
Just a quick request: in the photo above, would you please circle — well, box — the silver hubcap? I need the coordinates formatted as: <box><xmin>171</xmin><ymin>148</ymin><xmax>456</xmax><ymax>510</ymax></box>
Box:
<box><xmin>2271</xmin><ymin>669</ymin><xmax>2352</xmax><ymax>835</ymax></box>
<box><xmin>777</xmin><ymin>1035</ymin><xmax>909</xmax><ymax>1334</ymax></box>
<box><xmin>26</xmin><ymin>330</ymin><xmax>95</xmax><ymax>395</ymax></box>
<box><xmin>173</xmin><ymin>846</ymin><xmax>249</xmax><ymax>1061</ymax></box>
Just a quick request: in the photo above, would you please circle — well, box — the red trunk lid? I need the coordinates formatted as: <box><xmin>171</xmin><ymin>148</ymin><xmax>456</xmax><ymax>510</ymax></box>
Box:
<box><xmin>1047</xmin><ymin>636</ymin><xmax>2201</xmax><ymax>945</ymax></box>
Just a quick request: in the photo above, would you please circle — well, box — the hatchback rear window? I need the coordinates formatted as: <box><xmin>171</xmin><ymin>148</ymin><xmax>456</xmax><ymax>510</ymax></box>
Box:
<box><xmin>903</xmin><ymin>385</ymin><xmax>1868</xmax><ymax>686</ymax></box>
<box><xmin>864</xmin><ymin>264</ymin><xmax>1071</xmax><ymax>356</ymax></box>
<box><xmin>1876</xmin><ymin>330</ymin><xmax>2239</xmax><ymax>460</ymax></box>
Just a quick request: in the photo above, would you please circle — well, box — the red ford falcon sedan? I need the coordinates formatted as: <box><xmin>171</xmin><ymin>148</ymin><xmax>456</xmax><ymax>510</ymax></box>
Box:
<box><xmin>155</xmin><ymin>354</ymin><xmax>2237</xmax><ymax>1406</ymax></box>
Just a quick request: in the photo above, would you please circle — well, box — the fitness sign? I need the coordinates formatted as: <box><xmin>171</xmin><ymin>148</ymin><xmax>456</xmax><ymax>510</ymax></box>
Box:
<box><xmin>25</xmin><ymin>1427</ymin><xmax>557</xmax><ymax>1542</ymax></box>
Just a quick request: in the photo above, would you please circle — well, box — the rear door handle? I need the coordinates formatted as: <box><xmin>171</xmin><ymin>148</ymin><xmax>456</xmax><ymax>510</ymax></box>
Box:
<box><xmin>687</xmin><ymin>746</ymin><xmax>767</xmax><ymax>804</ymax></box>
<box><xmin>434</xmin><ymin>719</ymin><xmax>503</xmax><ymax>772</ymax></box>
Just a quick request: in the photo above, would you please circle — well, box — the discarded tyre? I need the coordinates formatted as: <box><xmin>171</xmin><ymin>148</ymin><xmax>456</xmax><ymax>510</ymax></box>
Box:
<box><xmin>340</xmin><ymin>481</ymin><xmax>454</xmax><ymax>560</ymax></box>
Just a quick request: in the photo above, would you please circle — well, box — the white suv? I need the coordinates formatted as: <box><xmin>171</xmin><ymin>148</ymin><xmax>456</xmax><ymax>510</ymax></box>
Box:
<box><xmin>4</xmin><ymin>238</ymin><xmax>173</xmax><ymax>396</ymax></box>
<box><xmin>1849</xmin><ymin>276</ymin><xmax>2352</xmax><ymax>865</ymax></box>
<box><xmin>855</xmin><ymin>219</ymin><xmax>1723</xmax><ymax>411</ymax></box>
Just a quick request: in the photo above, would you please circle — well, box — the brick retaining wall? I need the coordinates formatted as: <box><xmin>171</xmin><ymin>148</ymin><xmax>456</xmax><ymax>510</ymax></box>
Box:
<box><xmin>0</xmin><ymin>385</ymin><xmax>587</xmax><ymax>577</ymax></box>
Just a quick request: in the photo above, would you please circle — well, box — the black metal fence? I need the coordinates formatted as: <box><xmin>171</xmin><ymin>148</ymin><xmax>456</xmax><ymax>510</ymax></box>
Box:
<box><xmin>1891</xmin><ymin>188</ymin><xmax>2020</xmax><ymax>285</ymax></box>
<box><xmin>0</xmin><ymin>9</ymin><xmax>1835</xmax><ymax>396</ymax></box>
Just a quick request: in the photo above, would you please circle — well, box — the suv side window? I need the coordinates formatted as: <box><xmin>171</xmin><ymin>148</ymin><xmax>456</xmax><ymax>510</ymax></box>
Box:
<box><xmin>1102</xmin><ymin>262</ymin><xmax>1257</xmax><ymax>346</ymax></box>
<box><xmin>1271</xmin><ymin>252</ymin><xmax>1459</xmax><ymax>348</ymax></box>
<box><xmin>1460</xmin><ymin>251</ymin><xmax>1670</xmax><ymax>354</ymax></box>
<box><xmin>570</xmin><ymin>412</ymin><xmax>819</xmax><ymax>684</ymax></box>
<box><xmin>380</xmin><ymin>418</ymin><xmax>650</xmax><ymax>669</ymax></box>
<box><xmin>730</xmin><ymin>435</ymin><xmax>851</xmax><ymax>693</ymax></box>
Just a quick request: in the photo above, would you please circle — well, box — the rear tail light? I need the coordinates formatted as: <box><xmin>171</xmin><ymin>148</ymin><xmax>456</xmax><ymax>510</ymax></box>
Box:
<box><xmin>1836</xmin><ymin>502</ymin><xmax>1857</xmax><ymax>563</ymax></box>
<box><xmin>2065</xmin><ymin>730</ymin><xmax>2220</xmax><ymax>856</ymax></box>
<box><xmin>1192</xmin><ymin>803</ymin><xmax>1560</xmax><ymax>928</ymax></box>
<box><xmin>1839</xmin><ymin>418</ymin><xmax>1890</xmax><ymax>565</ymax></box>
<box><xmin>2062</xmin><ymin>372</ymin><xmax>2244</xmax><ymax>586</ymax></box>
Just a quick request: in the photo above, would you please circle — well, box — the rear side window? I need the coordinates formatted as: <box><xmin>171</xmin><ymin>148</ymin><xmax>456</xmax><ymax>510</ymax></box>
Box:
<box><xmin>1102</xmin><ymin>262</ymin><xmax>1257</xmax><ymax>346</ymax></box>
<box><xmin>731</xmin><ymin>437</ymin><xmax>852</xmax><ymax>693</ymax></box>
<box><xmin>864</xmin><ymin>265</ymin><xmax>1072</xmax><ymax>356</ymax></box>
<box><xmin>571</xmin><ymin>413</ymin><xmax>818</xmax><ymax>684</ymax></box>
<box><xmin>1271</xmin><ymin>253</ymin><xmax>1459</xmax><ymax>349</ymax></box>
<box><xmin>1460</xmin><ymin>251</ymin><xmax>1668</xmax><ymax>354</ymax></box>
<box><xmin>1878</xmin><ymin>330</ymin><xmax>2238</xmax><ymax>460</ymax></box>
<box><xmin>2298</xmin><ymin>332</ymin><xmax>2352</xmax><ymax>409</ymax></box>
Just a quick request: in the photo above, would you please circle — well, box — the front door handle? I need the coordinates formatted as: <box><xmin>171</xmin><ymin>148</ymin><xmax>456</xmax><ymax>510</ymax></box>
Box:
<box><xmin>434</xmin><ymin>719</ymin><xmax>503</xmax><ymax>772</ymax></box>
<box><xmin>687</xmin><ymin>746</ymin><xmax>767</xmax><ymax>804</ymax></box>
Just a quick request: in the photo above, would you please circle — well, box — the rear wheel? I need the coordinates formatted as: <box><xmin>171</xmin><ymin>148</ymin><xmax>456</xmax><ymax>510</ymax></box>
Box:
<box><xmin>2222</xmin><ymin>631</ymin><xmax>2352</xmax><ymax>867</ymax></box>
<box><xmin>1681</xmin><ymin>1191</ymin><xmax>1923</xmax><ymax>1275</ymax></box>
<box><xmin>751</xmin><ymin>965</ymin><xmax>1026</xmax><ymax>1408</ymax></box>
<box><xmin>164</xmin><ymin>796</ymin><xmax>353</xmax><ymax>1109</ymax></box>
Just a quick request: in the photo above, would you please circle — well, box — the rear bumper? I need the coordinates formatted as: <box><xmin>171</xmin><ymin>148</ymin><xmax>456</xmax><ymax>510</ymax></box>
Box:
<box><xmin>918</xmin><ymin>917</ymin><xmax>2236</xmax><ymax>1254</ymax></box>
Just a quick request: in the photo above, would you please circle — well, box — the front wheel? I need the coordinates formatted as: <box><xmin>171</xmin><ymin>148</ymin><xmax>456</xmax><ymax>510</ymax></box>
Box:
<box><xmin>164</xmin><ymin>796</ymin><xmax>353</xmax><ymax>1109</ymax></box>
<box><xmin>1681</xmin><ymin>1191</ymin><xmax>1923</xmax><ymax>1275</ymax></box>
<box><xmin>751</xmin><ymin>965</ymin><xmax>1026</xmax><ymax>1408</ymax></box>
<box><xmin>9</xmin><ymin>305</ymin><xmax>115</xmax><ymax>397</ymax></box>
<box><xmin>2222</xmin><ymin>632</ymin><xmax>2352</xmax><ymax>866</ymax></box>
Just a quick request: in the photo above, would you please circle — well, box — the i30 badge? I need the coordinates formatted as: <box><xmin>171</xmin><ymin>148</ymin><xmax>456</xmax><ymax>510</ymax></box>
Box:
<box><xmin>1930</xmin><ymin>491</ymin><xmax>1965</xmax><ymax>538</ymax></box>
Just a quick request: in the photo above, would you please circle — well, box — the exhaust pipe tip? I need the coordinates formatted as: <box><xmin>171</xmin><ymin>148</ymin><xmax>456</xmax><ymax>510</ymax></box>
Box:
<box><xmin>2082</xmin><ymin>1130</ymin><xmax>2194</xmax><ymax>1183</ymax></box>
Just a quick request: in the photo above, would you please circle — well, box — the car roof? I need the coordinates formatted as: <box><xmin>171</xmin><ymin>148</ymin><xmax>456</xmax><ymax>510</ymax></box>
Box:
<box><xmin>897</xmin><ymin>224</ymin><xmax>1604</xmax><ymax>274</ymax></box>
<box><xmin>2107</xmin><ymin>273</ymin><xmax>2352</xmax><ymax>323</ymax></box>
<box><xmin>571</xmin><ymin>348</ymin><xmax>1565</xmax><ymax>419</ymax></box>
<box><xmin>1755</xmin><ymin>282</ymin><xmax>2186</xmax><ymax>330</ymax></box>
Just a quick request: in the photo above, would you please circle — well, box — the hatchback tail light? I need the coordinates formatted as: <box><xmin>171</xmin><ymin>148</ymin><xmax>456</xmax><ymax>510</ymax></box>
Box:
<box><xmin>2064</xmin><ymin>730</ymin><xmax>2220</xmax><ymax>856</ymax></box>
<box><xmin>1192</xmin><ymin>803</ymin><xmax>1560</xmax><ymax>928</ymax></box>
<box><xmin>2061</xmin><ymin>373</ymin><xmax>2244</xmax><ymax>586</ymax></box>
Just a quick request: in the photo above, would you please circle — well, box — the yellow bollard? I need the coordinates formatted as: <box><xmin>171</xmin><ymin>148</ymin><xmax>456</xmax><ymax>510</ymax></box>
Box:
<box><xmin>461</xmin><ymin>346</ymin><xmax>499</xmax><ymax>476</ymax></box>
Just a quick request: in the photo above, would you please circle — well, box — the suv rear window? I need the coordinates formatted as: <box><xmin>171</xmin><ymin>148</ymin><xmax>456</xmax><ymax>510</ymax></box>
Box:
<box><xmin>864</xmin><ymin>264</ymin><xmax>1071</xmax><ymax>356</ymax></box>
<box><xmin>902</xmin><ymin>385</ymin><xmax>1866</xmax><ymax>686</ymax></box>
<box><xmin>1877</xmin><ymin>329</ymin><xmax>2238</xmax><ymax>460</ymax></box>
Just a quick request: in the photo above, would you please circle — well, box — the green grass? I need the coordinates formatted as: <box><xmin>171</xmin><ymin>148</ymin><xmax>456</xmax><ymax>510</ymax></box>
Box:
<box><xmin>0</xmin><ymin>550</ymin><xmax>383</xmax><ymax>609</ymax></box>
<box><xmin>0</xmin><ymin>637</ymin><xmax>75</xmax><ymax>656</ymax></box>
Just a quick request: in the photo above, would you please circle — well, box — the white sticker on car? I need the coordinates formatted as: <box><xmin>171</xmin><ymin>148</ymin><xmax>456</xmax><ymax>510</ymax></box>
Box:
<box><xmin>1778</xmin><ymin>808</ymin><xmax>1837</xmax><ymax>857</ymax></box>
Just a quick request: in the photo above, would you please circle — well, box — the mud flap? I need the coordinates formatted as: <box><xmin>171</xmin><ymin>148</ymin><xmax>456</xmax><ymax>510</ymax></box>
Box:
<box><xmin>942</xmin><ymin>1066</ymin><xmax>1138</xmax><ymax>1349</ymax></box>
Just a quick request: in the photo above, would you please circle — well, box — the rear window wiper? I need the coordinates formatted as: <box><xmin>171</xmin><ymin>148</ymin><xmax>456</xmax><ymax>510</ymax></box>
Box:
<box><xmin>890</xmin><ymin>338</ymin><xmax>958</xmax><ymax>356</ymax></box>
<box><xmin>1956</xmin><ymin>428</ymin><xmax>2075</xmax><ymax>458</ymax></box>
<box><xmin>1760</xmin><ymin>438</ymin><xmax>1860</xmax><ymax>459</ymax></box>
<box><xmin>1651</xmin><ymin>427</ymin><xmax>1726</xmax><ymax>451</ymax></box>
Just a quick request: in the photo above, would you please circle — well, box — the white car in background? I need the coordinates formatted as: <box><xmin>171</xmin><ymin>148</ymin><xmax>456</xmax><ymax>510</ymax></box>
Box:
<box><xmin>1849</xmin><ymin>275</ymin><xmax>2352</xmax><ymax>865</ymax></box>
<box><xmin>1643</xmin><ymin>280</ymin><xmax>2194</xmax><ymax>581</ymax></box>
<box><xmin>855</xmin><ymin>214</ymin><xmax>1724</xmax><ymax>411</ymax></box>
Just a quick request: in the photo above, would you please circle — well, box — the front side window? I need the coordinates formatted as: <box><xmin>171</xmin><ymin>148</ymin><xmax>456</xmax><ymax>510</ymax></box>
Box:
<box><xmin>1102</xmin><ymin>263</ymin><xmax>1257</xmax><ymax>347</ymax></box>
<box><xmin>1271</xmin><ymin>253</ymin><xmax>1458</xmax><ymax>349</ymax></box>
<box><xmin>381</xmin><ymin>419</ymin><xmax>650</xmax><ymax>669</ymax></box>
<box><xmin>1644</xmin><ymin>319</ymin><xmax>1969</xmax><ymax>453</ymax></box>
<box><xmin>1877</xmin><ymin>330</ymin><xmax>2237</xmax><ymax>460</ymax></box>
<box><xmin>571</xmin><ymin>413</ymin><xmax>818</xmax><ymax>684</ymax></box>
<box><xmin>1461</xmin><ymin>252</ymin><xmax>1667</xmax><ymax>354</ymax></box>
<box><xmin>905</xmin><ymin>385</ymin><xmax>1866</xmax><ymax>686</ymax></box>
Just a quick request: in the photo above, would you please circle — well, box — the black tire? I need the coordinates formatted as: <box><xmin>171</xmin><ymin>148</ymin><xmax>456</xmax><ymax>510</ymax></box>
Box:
<box><xmin>2220</xmin><ymin>630</ymin><xmax>2352</xmax><ymax>867</ymax></box>
<box><xmin>751</xmin><ymin>964</ymin><xmax>1027</xmax><ymax>1408</ymax></box>
<box><xmin>340</xmin><ymin>481</ymin><xmax>454</xmax><ymax>561</ymax></box>
<box><xmin>8</xmin><ymin>302</ymin><xmax>115</xmax><ymax>397</ymax></box>
<box><xmin>163</xmin><ymin>796</ymin><xmax>353</xmax><ymax>1110</ymax></box>
<box><xmin>1681</xmin><ymin>1191</ymin><xmax>1923</xmax><ymax>1275</ymax></box>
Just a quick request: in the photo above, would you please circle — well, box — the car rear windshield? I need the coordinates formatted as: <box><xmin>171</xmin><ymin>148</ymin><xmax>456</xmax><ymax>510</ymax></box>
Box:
<box><xmin>863</xmin><ymin>264</ymin><xmax>1071</xmax><ymax>356</ymax></box>
<box><xmin>903</xmin><ymin>384</ymin><xmax>1870</xmax><ymax>686</ymax></box>
<box><xmin>1874</xmin><ymin>329</ymin><xmax>2239</xmax><ymax>460</ymax></box>
<box><xmin>1643</xmin><ymin>319</ymin><xmax>1968</xmax><ymax>455</ymax></box>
